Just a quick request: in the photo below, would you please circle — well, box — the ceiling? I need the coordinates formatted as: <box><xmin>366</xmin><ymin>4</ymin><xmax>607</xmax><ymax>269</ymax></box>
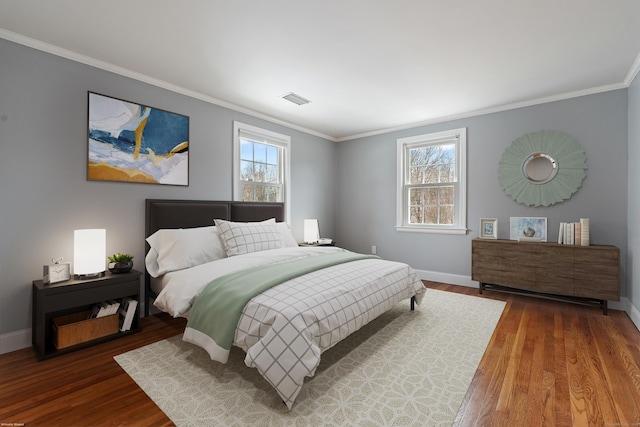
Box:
<box><xmin>1</xmin><ymin>1</ymin><xmax>639</xmax><ymax>141</ymax></box>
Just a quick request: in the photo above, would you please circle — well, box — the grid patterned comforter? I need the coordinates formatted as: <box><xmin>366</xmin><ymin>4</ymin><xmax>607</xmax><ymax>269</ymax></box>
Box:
<box><xmin>232</xmin><ymin>256</ymin><xmax>424</xmax><ymax>409</ymax></box>
<box><xmin>156</xmin><ymin>247</ymin><xmax>425</xmax><ymax>409</ymax></box>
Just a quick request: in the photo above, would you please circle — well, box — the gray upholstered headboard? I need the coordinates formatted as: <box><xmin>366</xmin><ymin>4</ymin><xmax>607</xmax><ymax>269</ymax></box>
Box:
<box><xmin>143</xmin><ymin>199</ymin><xmax>285</xmax><ymax>315</ymax></box>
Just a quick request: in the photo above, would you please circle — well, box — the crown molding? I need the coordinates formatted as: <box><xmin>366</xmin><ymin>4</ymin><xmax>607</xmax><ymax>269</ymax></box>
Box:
<box><xmin>0</xmin><ymin>29</ymin><xmax>334</xmax><ymax>141</ymax></box>
<box><xmin>2</xmin><ymin>29</ymin><xmax>638</xmax><ymax>143</ymax></box>
<box><xmin>624</xmin><ymin>52</ymin><xmax>640</xmax><ymax>86</ymax></box>
<box><xmin>336</xmin><ymin>82</ymin><xmax>628</xmax><ymax>142</ymax></box>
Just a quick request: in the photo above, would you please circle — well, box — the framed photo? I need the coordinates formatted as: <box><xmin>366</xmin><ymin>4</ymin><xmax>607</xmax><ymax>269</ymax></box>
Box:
<box><xmin>480</xmin><ymin>218</ymin><xmax>498</xmax><ymax>239</ymax></box>
<box><xmin>510</xmin><ymin>217</ymin><xmax>547</xmax><ymax>241</ymax></box>
<box><xmin>88</xmin><ymin>92</ymin><xmax>189</xmax><ymax>186</ymax></box>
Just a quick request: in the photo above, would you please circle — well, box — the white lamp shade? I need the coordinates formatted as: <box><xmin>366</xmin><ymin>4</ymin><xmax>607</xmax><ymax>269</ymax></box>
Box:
<box><xmin>74</xmin><ymin>229</ymin><xmax>106</xmax><ymax>275</ymax></box>
<box><xmin>303</xmin><ymin>219</ymin><xmax>319</xmax><ymax>244</ymax></box>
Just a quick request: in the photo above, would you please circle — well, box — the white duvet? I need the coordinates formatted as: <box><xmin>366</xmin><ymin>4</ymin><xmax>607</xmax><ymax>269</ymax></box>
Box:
<box><xmin>153</xmin><ymin>246</ymin><xmax>426</xmax><ymax>409</ymax></box>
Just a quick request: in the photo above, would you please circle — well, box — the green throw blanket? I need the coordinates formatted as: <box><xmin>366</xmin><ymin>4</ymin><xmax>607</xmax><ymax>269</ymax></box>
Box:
<box><xmin>184</xmin><ymin>251</ymin><xmax>378</xmax><ymax>359</ymax></box>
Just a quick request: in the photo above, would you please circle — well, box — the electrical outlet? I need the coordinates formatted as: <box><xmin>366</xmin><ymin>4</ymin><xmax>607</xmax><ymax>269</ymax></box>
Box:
<box><xmin>371</xmin><ymin>245</ymin><xmax>377</xmax><ymax>255</ymax></box>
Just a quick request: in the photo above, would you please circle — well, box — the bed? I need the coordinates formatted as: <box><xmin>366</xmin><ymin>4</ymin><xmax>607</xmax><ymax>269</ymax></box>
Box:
<box><xmin>144</xmin><ymin>199</ymin><xmax>426</xmax><ymax>409</ymax></box>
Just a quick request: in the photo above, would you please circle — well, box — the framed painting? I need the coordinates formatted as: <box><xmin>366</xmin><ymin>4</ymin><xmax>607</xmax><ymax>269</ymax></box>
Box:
<box><xmin>87</xmin><ymin>92</ymin><xmax>189</xmax><ymax>186</ymax></box>
<box><xmin>509</xmin><ymin>217</ymin><xmax>547</xmax><ymax>241</ymax></box>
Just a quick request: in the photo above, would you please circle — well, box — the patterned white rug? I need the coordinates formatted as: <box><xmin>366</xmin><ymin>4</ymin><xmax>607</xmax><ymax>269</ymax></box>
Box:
<box><xmin>115</xmin><ymin>289</ymin><xmax>505</xmax><ymax>426</ymax></box>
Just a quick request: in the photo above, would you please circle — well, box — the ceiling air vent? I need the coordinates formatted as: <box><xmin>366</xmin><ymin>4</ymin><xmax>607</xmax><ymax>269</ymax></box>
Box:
<box><xmin>281</xmin><ymin>92</ymin><xmax>311</xmax><ymax>106</ymax></box>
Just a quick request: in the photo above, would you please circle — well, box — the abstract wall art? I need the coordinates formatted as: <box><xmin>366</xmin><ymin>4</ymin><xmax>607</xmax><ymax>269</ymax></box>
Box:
<box><xmin>87</xmin><ymin>92</ymin><xmax>189</xmax><ymax>186</ymax></box>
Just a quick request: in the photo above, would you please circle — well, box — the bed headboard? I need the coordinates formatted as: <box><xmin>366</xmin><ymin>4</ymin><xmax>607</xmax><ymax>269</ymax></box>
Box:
<box><xmin>143</xmin><ymin>199</ymin><xmax>285</xmax><ymax>315</ymax></box>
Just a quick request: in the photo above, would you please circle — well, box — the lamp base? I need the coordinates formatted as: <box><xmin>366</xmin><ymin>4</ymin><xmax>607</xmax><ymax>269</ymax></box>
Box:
<box><xmin>74</xmin><ymin>271</ymin><xmax>106</xmax><ymax>280</ymax></box>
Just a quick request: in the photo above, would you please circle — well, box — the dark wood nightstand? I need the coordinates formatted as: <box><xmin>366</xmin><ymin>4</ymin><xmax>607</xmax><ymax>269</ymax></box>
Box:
<box><xmin>32</xmin><ymin>270</ymin><xmax>141</xmax><ymax>359</ymax></box>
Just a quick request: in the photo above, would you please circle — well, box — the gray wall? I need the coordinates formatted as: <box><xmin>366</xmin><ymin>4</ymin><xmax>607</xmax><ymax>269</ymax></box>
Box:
<box><xmin>628</xmin><ymin>73</ymin><xmax>640</xmax><ymax>317</ymax></box>
<box><xmin>1</xmin><ymin>36</ymin><xmax>635</xmax><ymax>343</ymax></box>
<box><xmin>336</xmin><ymin>90</ymin><xmax>629</xmax><ymax>295</ymax></box>
<box><xmin>0</xmin><ymin>38</ymin><xmax>337</xmax><ymax>337</ymax></box>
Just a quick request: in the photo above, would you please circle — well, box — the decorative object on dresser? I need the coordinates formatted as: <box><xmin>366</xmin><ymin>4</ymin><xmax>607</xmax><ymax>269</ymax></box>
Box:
<box><xmin>32</xmin><ymin>270</ymin><xmax>141</xmax><ymax>359</ymax></box>
<box><xmin>498</xmin><ymin>130</ymin><xmax>587</xmax><ymax>207</ymax></box>
<box><xmin>509</xmin><ymin>217</ymin><xmax>547</xmax><ymax>241</ymax></box>
<box><xmin>479</xmin><ymin>218</ymin><xmax>498</xmax><ymax>239</ymax></box>
<box><xmin>471</xmin><ymin>238</ymin><xmax>619</xmax><ymax>314</ymax></box>
<box><xmin>558</xmin><ymin>218</ymin><xmax>590</xmax><ymax>245</ymax></box>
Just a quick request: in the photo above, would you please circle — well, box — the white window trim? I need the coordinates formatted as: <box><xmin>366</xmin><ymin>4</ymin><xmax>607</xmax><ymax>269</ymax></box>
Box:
<box><xmin>396</xmin><ymin>128</ymin><xmax>468</xmax><ymax>235</ymax></box>
<box><xmin>233</xmin><ymin>121</ymin><xmax>291</xmax><ymax>222</ymax></box>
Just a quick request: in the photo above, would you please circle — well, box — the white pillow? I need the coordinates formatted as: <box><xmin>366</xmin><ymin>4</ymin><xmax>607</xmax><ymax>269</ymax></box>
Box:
<box><xmin>145</xmin><ymin>226</ymin><xmax>225</xmax><ymax>277</ymax></box>
<box><xmin>277</xmin><ymin>222</ymin><xmax>298</xmax><ymax>247</ymax></box>
<box><xmin>214</xmin><ymin>218</ymin><xmax>283</xmax><ymax>257</ymax></box>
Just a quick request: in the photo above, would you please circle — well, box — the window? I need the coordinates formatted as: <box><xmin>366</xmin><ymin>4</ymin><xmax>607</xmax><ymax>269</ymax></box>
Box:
<box><xmin>396</xmin><ymin>128</ymin><xmax>467</xmax><ymax>234</ymax></box>
<box><xmin>233</xmin><ymin>122</ymin><xmax>291</xmax><ymax>217</ymax></box>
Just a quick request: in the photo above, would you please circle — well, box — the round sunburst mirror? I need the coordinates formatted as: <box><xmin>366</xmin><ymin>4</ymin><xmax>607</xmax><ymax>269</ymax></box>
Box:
<box><xmin>498</xmin><ymin>130</ymin><xmax>587</xmax><ymax>207</ymax></box>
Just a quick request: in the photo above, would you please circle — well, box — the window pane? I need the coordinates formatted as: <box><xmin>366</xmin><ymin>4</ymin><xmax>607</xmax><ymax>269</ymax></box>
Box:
<box><xmin>409</xmin><ymin>144</ymin><xmax>456</xmax><ymax>184</ymax></box>
<box><xmin>242</xmin><ymin>183</ymin><xmax>281</xmax><ymax>202</ymax></box>
<box><xmin>424</xmin><ymin>188</ymin><xmax>439</xmax><ymax>205</ymax></box>
<box><xmin>409</xmin><ymin>166</ymin><xmax>425</xmax><ymax>184</ymax></box>
<box><xmin>410</xmin><ymin>206</ymin><xmax>423</xmax><ymax>224</ymax></box>
<box><xmin>254</xmin><ymin>142</ymin><xmax>267</xmax><ymax>163</ymax></box>
<box><xmin>240</xmin><ymin>160</ymin><xmax>254</xmax><ymax>181</ymax></box>
<box><xmin>242</xmin><ymin>183</ymin><xmax>255</xmax><ymax>201</ymax></box>
<box><xmin>267</xmin><ymin>145</ymin><xmax>278</xmax><ymax>164</ymax></box>
<box><xmin>440</xmin><ymin>186</ymin><xmax>454</xmax><ymax>204</ymax></box>
<box><xmin>409</xmin><ymin>188</ymin><xmax>423</xmax><ymax>205</ymax></box>
<box><xmin>240</xmin><ymin>140</ymin><xmax>253</xmax><ymax>161</ymax></box>
<box><xmin>439</xmin><ymin>206</ymin><xmax>454</xmax><ymax>224</ymax></box>
<box><xmin>424</xmin><ymin>165</ymin><xmax>440</xmax><ymax>183</ymax></box>
<box><xmin>424</xmin><ymin>206</ymin><xmax>438</xmax><ymax>224</ymax></box>
<box><xmin>266</xmin><ymin>164</ymin><xmax>278</xmax><ymax>183</ymax></box>
<box><xmin>254</xmin><ymin>162</ymin><xmax>266</xmax><ymax>181</ymax></box>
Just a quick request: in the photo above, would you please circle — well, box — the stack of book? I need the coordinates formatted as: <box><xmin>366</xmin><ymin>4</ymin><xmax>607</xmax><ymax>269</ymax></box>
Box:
<box><xmin>557</xmin><ymin>218</ymin><xmax>590</xmax><ymax>246</ymax></box>
<box><xmin>87</xmin><ymin>300</ymin><xmax>120</xmax><ymax>319</ymax></box>
<box><xmin>118</xmin><ymin>297</ymin><xmax>138</xmax><ymax>332</ymax></box>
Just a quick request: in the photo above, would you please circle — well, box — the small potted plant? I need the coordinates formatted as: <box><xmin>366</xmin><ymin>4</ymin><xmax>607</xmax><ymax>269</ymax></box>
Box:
<box><xmin>107</xmin><ymin>253</ymin><xmax>134</xmax><ymax>274</ymax></box>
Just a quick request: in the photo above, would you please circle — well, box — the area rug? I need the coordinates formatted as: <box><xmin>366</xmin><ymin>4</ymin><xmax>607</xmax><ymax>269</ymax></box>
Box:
<box><xmin>114</xmin><ymin>289</ymin><xmax>505</xmax><ymax>426</ymax></box>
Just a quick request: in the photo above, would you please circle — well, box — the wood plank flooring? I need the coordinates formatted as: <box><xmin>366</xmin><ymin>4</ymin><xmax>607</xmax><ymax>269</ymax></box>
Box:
<box><xmin>1</xmin><ymin>282</ymin><xmax>639</xmax><ymax>426</ymax></box>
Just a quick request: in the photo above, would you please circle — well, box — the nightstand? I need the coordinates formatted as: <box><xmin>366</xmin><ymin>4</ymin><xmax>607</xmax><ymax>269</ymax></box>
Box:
<box><xmin>32</xmin><ymin>270</ymin><xmax>141</xmax><ymax>359</ymax></box>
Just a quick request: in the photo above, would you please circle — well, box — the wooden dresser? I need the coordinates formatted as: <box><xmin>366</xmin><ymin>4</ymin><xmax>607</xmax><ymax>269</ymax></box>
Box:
<box><xmin>471</xmin><ymin>238</ymin><xmax>619</xmax><ymax>314</ymax></box>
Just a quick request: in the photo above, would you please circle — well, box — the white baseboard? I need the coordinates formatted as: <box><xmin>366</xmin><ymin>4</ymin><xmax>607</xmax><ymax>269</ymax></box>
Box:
<box><xmin>414</xmin><ymin>268</ymin><xmax>640</xmax><ymax>331</ymax></box>
<box><xmin>0</xmin><ymin>328</ymin><xmax>31</xmax><ymax>355</ymax></box>
<box><xmin>622</xmin><ymin>298</ymin><xmax>640</xmax><ymax>332</ymax></box>
<box><xmin>2</xmin><ymin>273</ymin><xmax>638</xmax><ymax>355</ymax></box>
<box><xmin>414</xmin><ymin>269</ymin><xmax>477</xmax><ymax>288</ymax></box>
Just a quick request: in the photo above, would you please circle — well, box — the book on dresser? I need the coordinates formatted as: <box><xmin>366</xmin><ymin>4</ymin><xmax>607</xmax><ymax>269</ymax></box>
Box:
<box><xmin>558</xmin><ymin>218</ymin><xmax>590</xmax><ymax>246</ymax></box>
<box><xmin>118</xmin><ymin>297</ymin><xmax>138</xmax><ymax>331</ymax></box>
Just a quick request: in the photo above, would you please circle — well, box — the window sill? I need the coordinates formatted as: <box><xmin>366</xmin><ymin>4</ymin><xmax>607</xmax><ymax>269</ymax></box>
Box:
<box><xmin>395</xmin><ymin>226</ymin><xmax>468</xmax><ymax>235</ymax></box>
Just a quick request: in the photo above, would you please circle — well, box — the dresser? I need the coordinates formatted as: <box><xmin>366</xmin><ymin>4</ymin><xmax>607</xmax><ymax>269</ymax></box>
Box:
<box><xmin>471</xmin><ymin>239</ymin><xmax>619</xmax><ymax>314</ymax></box>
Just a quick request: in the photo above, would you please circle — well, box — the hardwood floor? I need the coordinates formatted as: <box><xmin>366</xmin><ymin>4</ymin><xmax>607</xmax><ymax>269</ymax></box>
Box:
<box><xmin>1</xmin><ymin>283</ymin><xmax>639</xmax><ymax>426</ymax></box>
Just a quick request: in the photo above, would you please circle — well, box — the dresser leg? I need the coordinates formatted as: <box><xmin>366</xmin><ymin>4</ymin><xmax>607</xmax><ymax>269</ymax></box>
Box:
<box><xmin>602</xmin><ymin>300</ymin><xmax>608</xmax><ymax>315</ymax></box>
<box><xmin>479</xmin><ymin>282</ymin><xmax>485</xmax><ymax>294</ymax></box>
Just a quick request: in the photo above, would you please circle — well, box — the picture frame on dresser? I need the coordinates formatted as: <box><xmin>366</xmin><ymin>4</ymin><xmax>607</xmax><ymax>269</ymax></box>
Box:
<box><xmin>509</xmin><ymin>216</ymin><xmax>547</xmax><ymax>241</ymax></box>
<box><xmin>479</xmin><ymin>218</ymin><xmax>498</xmax><ymax>239</ymax></box>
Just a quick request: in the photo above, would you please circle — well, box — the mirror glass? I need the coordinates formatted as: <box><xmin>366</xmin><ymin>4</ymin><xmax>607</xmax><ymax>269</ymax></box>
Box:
<box><xmin>522</xmin><ymin>153</ymin><xmax>557</xmax><ymax>183</ymax></box>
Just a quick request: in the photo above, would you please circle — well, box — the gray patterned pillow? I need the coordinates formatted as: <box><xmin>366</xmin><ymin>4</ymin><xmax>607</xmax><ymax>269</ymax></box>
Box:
<box><xmin>214</xmin><ymin>218</ymin><xmax>283</xmax><ymax>256</ymax></box>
